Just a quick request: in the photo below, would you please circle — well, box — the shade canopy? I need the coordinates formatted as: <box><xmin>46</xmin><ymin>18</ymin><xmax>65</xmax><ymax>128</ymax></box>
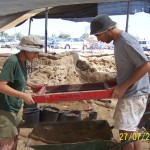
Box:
<box><xmin>34</xmin><ymin>0</ymin><xmax>150</xmax><ymax>22</ymax></box>
<box><xmin>0</xmin><ymin>0</ymin><xmax>150</xmax><ymax>31</ymax></box>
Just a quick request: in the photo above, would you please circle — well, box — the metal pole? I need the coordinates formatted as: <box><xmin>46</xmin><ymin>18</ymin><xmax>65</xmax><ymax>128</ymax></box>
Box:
<box><xmin>28</xmin><ymin>18</ymin><xmax>32</xmax><ymax>35</ymax></box>
<box><xmin>125</xmin><ymin>1</ymin><xmax>130</xmax><ymax>32</ymax></box>
<box><xmin>45</xmin><ymin>7</ymin><xmax>48</xmax><ymax>53</ymax></box>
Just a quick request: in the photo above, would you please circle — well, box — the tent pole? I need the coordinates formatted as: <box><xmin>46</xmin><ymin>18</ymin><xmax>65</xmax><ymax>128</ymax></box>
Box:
<box><xmin>125</xmin><ymin>1</ymin><xmax>130</xmax><ymax>33</ymax></box>
<box><xmin>28</xmin><ymin>18</ymin><xmax>32</xmax><ymax>35</ymax></box>
<box><xmin>45</xmin><ymin>7</ymin><xmax>48</xmax><ymax>53</ymax></box>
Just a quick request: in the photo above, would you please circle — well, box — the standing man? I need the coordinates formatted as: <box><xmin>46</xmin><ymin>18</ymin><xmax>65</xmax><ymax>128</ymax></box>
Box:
<box><xmin>0</xmin><ymin>35</ymin><xmax>43</xmax><ymax>150</ymax></box>
<box><xmin>90</xmin><ymin>14</ymin><xmax>150</xmax><ymax>150</ymax></box>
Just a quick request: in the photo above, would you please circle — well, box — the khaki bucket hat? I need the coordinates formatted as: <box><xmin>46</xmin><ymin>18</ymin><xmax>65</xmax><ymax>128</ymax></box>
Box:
<box><xmin>17</xmin><ymin>35</ymin><xmax>44</xmax><ymax>52</ymax></box>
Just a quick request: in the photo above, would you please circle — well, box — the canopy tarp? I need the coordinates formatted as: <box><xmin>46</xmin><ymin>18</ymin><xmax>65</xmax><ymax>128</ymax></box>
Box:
<box><xmin>34</xmin><ymin>0</ymin><xmax>150</xmax><ymax>21</ymax></box>
<box><xmin>0</xmin><ymin>0</ymin><xmax>150</xmax><ymax>32</ymax></box>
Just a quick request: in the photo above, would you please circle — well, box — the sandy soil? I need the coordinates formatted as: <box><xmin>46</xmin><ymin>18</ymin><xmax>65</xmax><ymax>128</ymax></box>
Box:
<box><xmin>0</xmin><ymin>49</ymin><xmax>149</xmax><ymax>150</ymax></box>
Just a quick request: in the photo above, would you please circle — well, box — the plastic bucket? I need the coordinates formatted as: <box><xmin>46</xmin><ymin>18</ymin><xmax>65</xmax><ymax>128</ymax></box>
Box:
<box><xmin>23</xmin><ymin>108</ymin><xmax>40</xmax><ymax>128</ymax></box>
<box><xmin>40</xmin><ymin>105</ymin><xmax>59</xmax><ymax>122</ymax></box>
<box><xmin>57</xmin><ymin>110</ymin><xmax>69</xmax><ymax>122</ymax></box>
<box><xmin>145</xmin><ymin>118</ymin><xmax>150</xmax><ymax>132</ymax></box>
<box><xmin>61</xmin><ymin>110</ymin><xmax>81</xmax><ymax>121</ymax></box>
<box><xmin>23</xmin><ymin>103</ymin><xmax>38</xmax><ymax>109</ymax></box>
<box><xmin>89</xmin><ymin>111</ymin><xmax>97</xmax><ymax>120</ymax></box>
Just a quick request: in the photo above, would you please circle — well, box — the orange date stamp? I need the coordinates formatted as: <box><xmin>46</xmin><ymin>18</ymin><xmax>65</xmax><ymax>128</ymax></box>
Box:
<box><xmin>119</xmin><ymin>132</ymin><xmax>150</xmax><ymax>141</ymax></box>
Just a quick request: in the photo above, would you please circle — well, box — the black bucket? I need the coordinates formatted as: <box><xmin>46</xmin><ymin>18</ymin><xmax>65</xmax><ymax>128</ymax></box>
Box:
<box><xmin>57</xmin><ymin>110</ymin><xmax>69</xmax><ymax>122</ymax></box>
<box><xmin>23</xmin><ymin>108</ymin><xmax>40</xmax><ymax>128</ymax></box>
<box><xmin>61</xmin><ymin>110</ymin><xmax>81</xmax><ymax>122</ymax></box>
<box><xmin>23</xmin><ymin>103</ymin><xmax>38</xmax><ymax>109</ymax></box>
<box><xmin>89</xmin><ymin>111</ymin><xmax>97</xmax><ymax>120</ymax></box>
<box><xmin>145</xmin><ymin>118</ymin><xmax>150</xmax><ymax>132</ymax></box>
<box><xmin>40</xmin><ymin>105</ymin><xmax>59</xmax><ymax>122</ymax></box>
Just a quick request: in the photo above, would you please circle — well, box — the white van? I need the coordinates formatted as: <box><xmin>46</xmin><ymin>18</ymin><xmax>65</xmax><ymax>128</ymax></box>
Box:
<box><xmin>139</xmin><ymin>40</ymin><xmax>150</xmax><ymax>51</ymax></box>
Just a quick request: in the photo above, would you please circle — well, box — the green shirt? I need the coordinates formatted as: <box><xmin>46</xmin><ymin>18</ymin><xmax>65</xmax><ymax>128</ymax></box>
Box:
<box><xmin>0</xmin><ymin>54</ymin><xmax>27</xmax><ymax>112</ymax></box>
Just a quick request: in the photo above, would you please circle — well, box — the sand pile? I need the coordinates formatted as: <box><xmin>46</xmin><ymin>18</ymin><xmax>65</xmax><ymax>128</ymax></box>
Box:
<box><xmin>27</xmin><ymin>51</ymin><xmax>116</xmax><ymax>86</ymax></box>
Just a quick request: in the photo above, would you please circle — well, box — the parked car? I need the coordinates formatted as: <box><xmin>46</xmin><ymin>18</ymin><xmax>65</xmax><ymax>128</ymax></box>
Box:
<box><xmin>49</xmin><ymin>38</ymin><xmax>64</xmax><ymax>48</ymax></box>
<box><xmin>0</xmin><ymin>39</ymin><xmax>19</xmax><ymax>48</ymax></box>
<box><xmin>0</xmin><ymin>39</ymin><xmax>9</xmax><ymax>48</ymax></box>
<box><xmin>89</xmin><ymin>41</ymin><xmax>114</xmax><ymax>50</ymax></box>
<box><xmin>53</xmin><ymin>38</ymin><xmax>89</xmax><ymax>50</ymax></box>
<box><xmin>89</xmin><ymin>42</ymin><xmax>102</xmax><ymax>49</ymax></box>
<box><xmin>7</xmin><ymin>39</ymin><xmax>20</xmax><ymax>48</ymax></box>
<box><xmin>42</xmin><ymin>38</ymin><xmax>64</xmax><ymax>49</ymax></box>
<box><xmin>139</xmin><ymin>40</ymin><xmax>150</xmax><ymax>51</ymax></box>
<box><xmin>47</xmin><ymin>39</ymin><xmax>54</xmax><ymax>48</ymax></box>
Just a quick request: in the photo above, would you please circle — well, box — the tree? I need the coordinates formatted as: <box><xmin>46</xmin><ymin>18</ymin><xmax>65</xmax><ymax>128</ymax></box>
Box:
<box><xmin>15</xmin><ymin>33</ymin><xmax>23</xmax><ymax>40</ymax></box>
<box><xmin>0</xmin><ymin>32</ymin><xmax>9</xmax><ymax>38</ymax></box>
<box><xmin>58</xmin><ymin>33</ymin><xmax>70</xmax><ymax>38</ymax></box>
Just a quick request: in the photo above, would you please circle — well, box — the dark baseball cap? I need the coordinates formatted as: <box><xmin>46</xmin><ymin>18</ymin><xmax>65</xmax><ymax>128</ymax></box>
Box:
<box><xmin>90</xmin><ymin>14</ymin><xmax>116</xmax><ymax>35</ymax></box>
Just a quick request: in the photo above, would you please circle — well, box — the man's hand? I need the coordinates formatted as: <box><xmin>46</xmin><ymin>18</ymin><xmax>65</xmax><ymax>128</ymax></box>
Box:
<box><xmin>111</xmin><ymin>84</ymin><xmax>127</xmax><ymax>99</ymax></box>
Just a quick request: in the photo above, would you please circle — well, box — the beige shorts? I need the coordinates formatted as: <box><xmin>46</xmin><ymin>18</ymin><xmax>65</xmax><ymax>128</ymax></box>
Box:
<box><xmin>113</xmin><ymin>95</ymin><xmax>148</xmax><ymax>131</ymax></box>
<box><xmin>0</xmin><ymin>110</ymin><xmax>22</xmax><ymax>138</ymax></box>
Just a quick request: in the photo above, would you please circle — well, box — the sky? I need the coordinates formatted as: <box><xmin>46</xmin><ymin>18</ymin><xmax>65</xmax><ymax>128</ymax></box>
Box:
<box><xmin>5</xmin><ymin>12</ymin><xmax>150</xmax><ymax>40</ymax></box>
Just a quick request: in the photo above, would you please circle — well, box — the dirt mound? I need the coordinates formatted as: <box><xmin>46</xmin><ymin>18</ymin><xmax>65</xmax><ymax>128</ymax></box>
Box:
<box><xmin>26</xmin><ymin>51</ymin><xmax>116</xmax><ymax>86</ymax></box>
